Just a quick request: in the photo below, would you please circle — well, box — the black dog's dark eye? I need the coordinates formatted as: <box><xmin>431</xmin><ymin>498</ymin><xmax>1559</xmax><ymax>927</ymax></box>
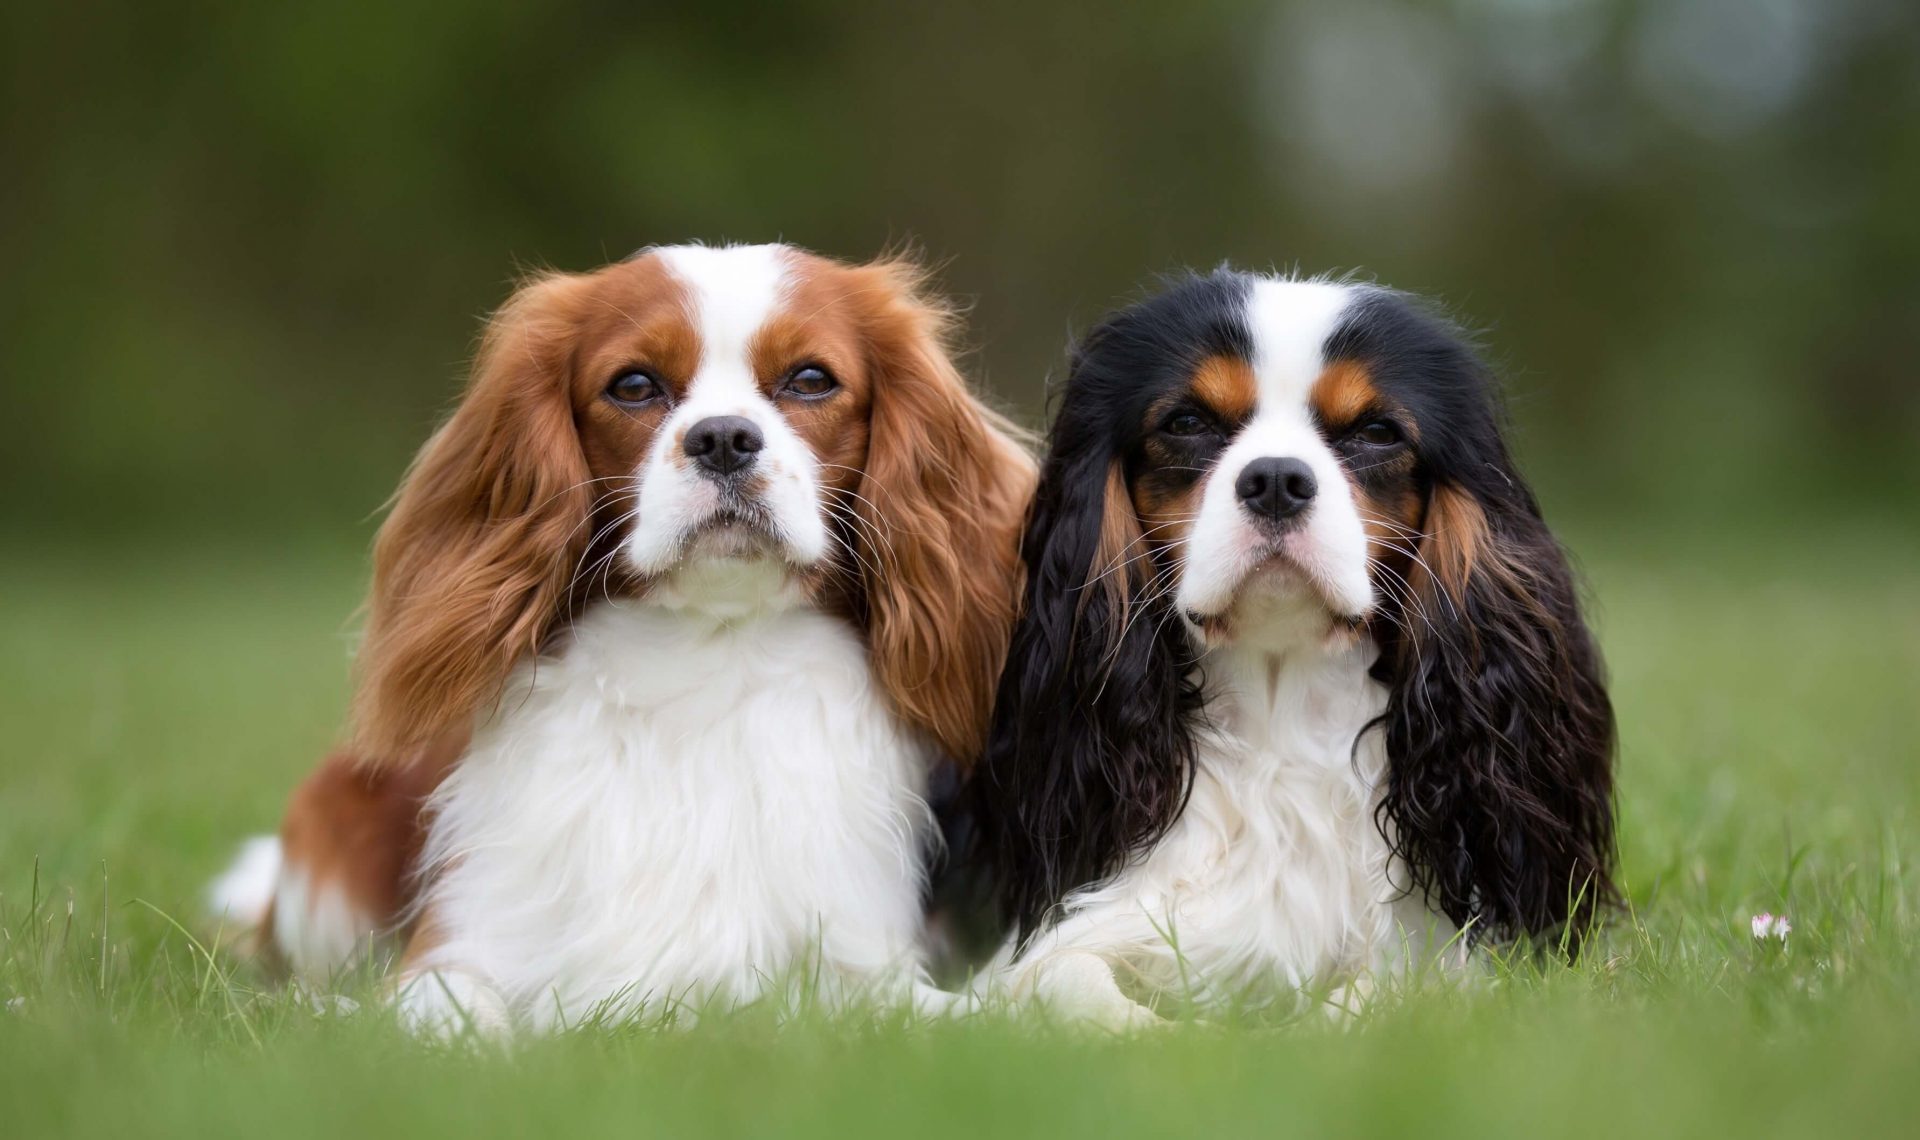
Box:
<box><xmin>783</xmin><ymin>364</ymin><xmax>837</xmax><ymax>398</ymax></box>
<box><xmin>1354</xmin><ymin>420</ymin><xmax>1403</xmax><ymax>447</ymax></box>
<box><xmin>607</xmin><ymin>370</ymin><xmax>663</xmax><ymax>406</ymax></box>
<box><xmin>1164</xmin><ymin>412</ymin><xmax>1211</xmax><ymax>437</ymax></box>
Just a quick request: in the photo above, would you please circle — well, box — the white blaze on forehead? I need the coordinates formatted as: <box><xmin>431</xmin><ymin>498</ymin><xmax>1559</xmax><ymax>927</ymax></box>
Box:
<box><xmin>655</xmin><ymin>244</ymin><xmax>794</xmax><ymax>389</ymax></box>
<box><xmin>1243</xmin><ymin>277</ymin><xmax>1356</xmax><ymax>412</ymax></box>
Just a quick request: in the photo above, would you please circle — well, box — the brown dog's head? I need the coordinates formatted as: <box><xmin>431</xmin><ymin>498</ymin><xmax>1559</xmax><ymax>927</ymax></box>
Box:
<box><xmin>352</xmin><ymin>244</ymin><xmax>1034</xmax><ymax>768</ymax></box>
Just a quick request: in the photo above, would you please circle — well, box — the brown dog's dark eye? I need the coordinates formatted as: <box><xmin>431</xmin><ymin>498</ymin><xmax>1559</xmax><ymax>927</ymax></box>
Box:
<box><xmin>1163</xmin><ymin>412</ymin><xmax>1211</xmax><ymax>437</ymax></box>
<box><xmin>1354</xmin><ymin>420</ymin><xmax>1403</xmax><ymax>447</ymax></box>
<box><xmin>783</xmin><ymin>364</ymin><xmax>837</xmax><ymax>398</ymax></box>
<box><xmin>607</xmin><ymin>370</ymin><xmax>663</xmax><ymax>406</ymax></box>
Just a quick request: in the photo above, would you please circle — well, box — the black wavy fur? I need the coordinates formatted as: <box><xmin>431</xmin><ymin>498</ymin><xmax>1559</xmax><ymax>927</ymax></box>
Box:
<box><xmin>1332</xmin><ymin>291</ymin><xmax>1617</xmax><ymax>948</ymax></box>
<box><xmin>972</xmin><ymin>272</ymin><xmax>1616</xmax><ymax>952</ymax></box>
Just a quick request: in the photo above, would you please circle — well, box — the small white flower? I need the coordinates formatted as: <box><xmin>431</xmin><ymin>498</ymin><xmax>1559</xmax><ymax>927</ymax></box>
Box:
<box><xmin>4</xmin><ymin>996</ymin><xmax>24</xmax><ymax>1014</ymax></box>
<box><xmin>1750</xmin><ymin>912</ymin><xmax>1792</xmax><ymax>942</ymax></box>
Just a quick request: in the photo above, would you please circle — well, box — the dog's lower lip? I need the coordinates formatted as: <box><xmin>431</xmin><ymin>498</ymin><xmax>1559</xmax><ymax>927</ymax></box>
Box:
<box><xmin>705</xmin><ymin>505</ymin><xmax>765</xmax><ymax>529</ymax></box>
<box><xmin>676</xmin><ymin>505</ymin><xmax>780</xmax><ymax>557</ymax></box>
<box><xmin>1205</xmin><ymin>549</ymin><xmax>1365</xmax><ymax>628</ymax></box>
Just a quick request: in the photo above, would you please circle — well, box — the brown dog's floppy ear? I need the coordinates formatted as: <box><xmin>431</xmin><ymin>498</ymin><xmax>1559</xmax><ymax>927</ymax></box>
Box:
<box><xmin>350</xmin><ymin>272</ymin><xmax>592</xmax><ymax>767</ymax></box>
<box><xmin>851</xmin><ymin>258</ymin><xmax>1036</xmax><ymax>766</ymax></box>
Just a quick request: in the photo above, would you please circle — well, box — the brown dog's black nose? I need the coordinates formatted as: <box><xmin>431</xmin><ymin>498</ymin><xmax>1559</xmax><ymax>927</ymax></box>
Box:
<box><xmin>1236</xmin><ymin>457</ymin><xmax>1316</xmax><ymax>521</ymax></box>
<box><xmin>683</xmin><ymin>416</ymin><xmax>764</xmax><ymax>477</ymax></box>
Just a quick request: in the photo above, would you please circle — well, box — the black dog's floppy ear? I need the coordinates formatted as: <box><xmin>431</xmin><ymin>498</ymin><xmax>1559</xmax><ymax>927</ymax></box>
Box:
<box><xmin>1371</xmin><ymin>324</ymin><xmax>1617</xmax><ymax>951</ymax></box>
<box><xmin>972</xmin><ymin>397</ymin><xmax>1205</xmax><ymax>947</ymax></box>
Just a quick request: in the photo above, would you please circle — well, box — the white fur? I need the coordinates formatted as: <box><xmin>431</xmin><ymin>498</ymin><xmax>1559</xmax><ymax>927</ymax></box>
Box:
<box><xmin>1002</xmin><ymin>276</ymin><xmax>1459</xmax><ymax>1026</ymax></box>
<box><xmin>403</xmin><ymin>563</ymin><xmax>940</xmax><ymax>1031</ymax></box>
<box><xmin>272</xmin><ymin>866</ymin><xmax>384</xmax><ymax>977</ymax></box>
<box><xmin>208</xmin><ymin>835</ymin><xmax>387</xmax><ymax>977</ymax></box>
<box><xmin>393</xmin><ymin>968</ymin><xmax>512</xmax><ymax>1039</ymax></box>
<box><xmin>1002</xmin><ymin>622</ymin><xmax>1453</xmax><ymax>1023</ymax></box>
<box><xmin>1178</xmin><ymin>278</ymin><xmax>1374</xmax><ymax>624</ymax></box>
<box><xmin>207</xmin><ymin>835</ymin><xmax>281</xmax><ymax>932</ymax></box>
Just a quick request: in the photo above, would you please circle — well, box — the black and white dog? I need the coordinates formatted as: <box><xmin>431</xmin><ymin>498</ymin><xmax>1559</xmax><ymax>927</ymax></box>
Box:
<box><xmin>973</xmin><ymin>271</ymin><xmax>1615</xmax><ymax>1026</ymax></box>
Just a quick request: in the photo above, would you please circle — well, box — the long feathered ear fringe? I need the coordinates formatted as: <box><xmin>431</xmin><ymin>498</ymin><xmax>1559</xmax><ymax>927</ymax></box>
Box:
<box><xmin>349</xmin><ymin>272</ymin><xmax>593</xmax><ymax>768</ymax></box>
<box><xmin>1375</xmin><ymin>478</ymin><xmax>1617</xmax><ymax>952</ymax></box>
<box><xmin>851</xmin><ymin>258</ymin><xmax>1037</xmax><ymax>766</ymax></box>
<box><xmin>972</xmin><ymin>438</ymin><xmax>1207</xmax><ymax>946</ymax></box>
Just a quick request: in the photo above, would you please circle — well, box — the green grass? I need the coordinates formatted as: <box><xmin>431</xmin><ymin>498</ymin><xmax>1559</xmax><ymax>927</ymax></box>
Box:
<box><xmin>3</xmin><ymin>526</ymin><xmax>1918</xmax><ymax>1138</ymax></box>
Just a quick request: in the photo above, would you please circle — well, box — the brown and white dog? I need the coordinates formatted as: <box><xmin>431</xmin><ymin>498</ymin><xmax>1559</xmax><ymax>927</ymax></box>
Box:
<box><xmin>210</xmin><ymin>243</ymin><xmax>1034</xmax><ymax>1032</ymax></box>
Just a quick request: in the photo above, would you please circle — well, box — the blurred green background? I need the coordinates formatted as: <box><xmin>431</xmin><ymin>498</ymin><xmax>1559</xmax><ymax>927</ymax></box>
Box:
<box><xmin>6</xmin><ymin>0</ymin><xmax>1917</xmax><ymax>546</ymax></box>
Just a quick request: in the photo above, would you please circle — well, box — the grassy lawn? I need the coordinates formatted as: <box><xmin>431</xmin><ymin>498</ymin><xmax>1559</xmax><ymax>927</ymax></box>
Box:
<box><xmin>3</xmin><ymin>525</ymin><xmax>1917</xmax><ymax>1137</ymax></box>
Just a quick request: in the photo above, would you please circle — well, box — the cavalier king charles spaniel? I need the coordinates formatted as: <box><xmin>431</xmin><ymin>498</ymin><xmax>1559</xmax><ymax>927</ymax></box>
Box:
<box><xmin>210</xmin><ymin>243</ymin><xmax>1033</xmax><ymax>1033</ymax></box>
<box><xmin>972</xmin><ymin>270</ymin><xmax>1615</xmax><ymax>1027</ymax></box>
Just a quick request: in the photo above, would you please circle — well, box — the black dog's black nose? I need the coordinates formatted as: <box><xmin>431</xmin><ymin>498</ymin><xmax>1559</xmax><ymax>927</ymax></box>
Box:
<box><xmin>1235</xmin><ymin>457</ymin><xmax>1317</xmax><ymax>521</ymax></box>
<box><xmin>683</xmin><ymin>416</ymin><xmax>764</xmax><ymax>477</ymax></box>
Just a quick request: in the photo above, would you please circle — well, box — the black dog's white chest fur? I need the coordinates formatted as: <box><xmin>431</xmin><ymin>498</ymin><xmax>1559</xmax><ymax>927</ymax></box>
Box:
<box><xmin>999</xmin><ymin>636</ymin><xmax>1450</xmax><ymax>1017</ymax></box>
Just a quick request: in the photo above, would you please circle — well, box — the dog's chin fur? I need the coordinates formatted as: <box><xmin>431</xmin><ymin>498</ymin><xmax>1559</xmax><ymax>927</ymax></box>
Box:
<box><xmin>676</xmin><ymin>513</ymin><xmax>794</xmax><ymax>569</ymax></box>
<box><xmin>647</xmin><ymin>551</ymin><xmax>808</xmax><ymax>619</ymax></box>
<box><xmin>1185</xmin><ymin>557</ymin><xmax>1364</xmax><ymax>650</ymax></box>
<box><xmin>636</xmin><ymin>512</ymin><xmax>828</xmax><ymax>621</ymax></box>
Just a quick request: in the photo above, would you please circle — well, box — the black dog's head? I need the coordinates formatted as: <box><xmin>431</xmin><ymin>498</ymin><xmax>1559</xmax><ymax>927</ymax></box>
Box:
<box><xmin>975</xmin><ymin>270</ymin><xmax>1616</xmax><ymax>951</ymax></box>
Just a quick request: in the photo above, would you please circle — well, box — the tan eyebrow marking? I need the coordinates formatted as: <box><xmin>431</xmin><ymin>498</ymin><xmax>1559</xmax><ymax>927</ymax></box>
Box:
<box><xmin>1188</xmin><ymin>355</ymin><xmax>1258</xmax><ymax>422</ymax></box>
<box><xmin>1311</xmin><ymin>358</ymin><xmax>1380</xmax><ymax>427</ymax></box>
<box><xmin>577</xmin><ymin>253</ymin><xmax>704</xmax><ymax>399</ymax></box>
